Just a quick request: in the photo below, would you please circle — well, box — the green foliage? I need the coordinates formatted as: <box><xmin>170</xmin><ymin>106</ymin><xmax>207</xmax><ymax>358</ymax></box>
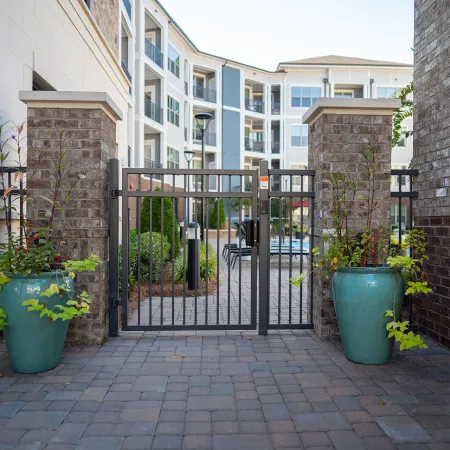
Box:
<box><xmin>392</xmin><ymin>82</ymin><xmax>413</xmax><ymax>148</ymax></box>
<box><xmin>141</xmin><ymin>187</ymin><xmax>180</xmax><ymax>257</ymax></box>
<box><xmin>0</xmin><ymin>308</ymin><xmax>7</xmax><ymax>331</ymax></box>
<box><xmin>384</xmin><ymin>310</ymin><xmax>427</xmax><ymax>350</ymax></box>
<box><xmin>22</xmin><ymin>277</ymin><xmax>93</xmax><ymax>322</ymax></box>
<box><xmin>209</xmin><ymin>199</ymin><xmax>226</xmax><ymax>229</ymax></box>
<box><xmin>173</xmin><ymin>243</ymin><xmax>217</xmax><ymax>283</ymax></box>
<box><xmin>120</xmin><ymin>230</ymin><xmax>170</xmax><ymax>289</ymax></box>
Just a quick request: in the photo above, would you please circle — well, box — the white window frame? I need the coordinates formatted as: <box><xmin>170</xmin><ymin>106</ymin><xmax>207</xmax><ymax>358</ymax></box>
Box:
<box><xmin>167</xmin><ymin>43</ymin><xmax>180</xmax><ymax>78</ymax></box>
<box><xmin>334</xmin><ymin>89</ymin><xmax>354</xmax><ymax>98</ymax></box>
<box><xmin>291</xmin><ymin>125</ymin><xmax>308</xmax><ymax>147</ymax></box>
<box><xmin>377</xmin><ymin>86</ymin><xmax>402</xmax><ymax>99</ymax></box>
<box><xmin>291</xmin><ymin>86</ymin><xmax>322</xmax><ymax>108</ymax></box>
<box><xmin>167</xmin><ymin>95</ymin><xmax>180</xmax><ymax>127</ymax></box>
<box><xmin>167</xmin><ymin>146</ymin><xmax>180</xmax><ymax>169</ymax></box>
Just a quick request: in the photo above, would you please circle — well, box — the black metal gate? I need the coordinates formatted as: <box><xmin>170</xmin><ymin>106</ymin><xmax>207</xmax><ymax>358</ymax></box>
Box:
<box><xmin>109</xmin><ymin>160</ymin><xmax>259</xmax><ymax>332</ymax></box>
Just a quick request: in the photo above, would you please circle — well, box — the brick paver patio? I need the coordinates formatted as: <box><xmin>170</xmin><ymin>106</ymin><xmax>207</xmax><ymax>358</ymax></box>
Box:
<box><xmin>0</xmin><ymin>330</ymin><xmax>449</xmax><ymax>449</ymax></box>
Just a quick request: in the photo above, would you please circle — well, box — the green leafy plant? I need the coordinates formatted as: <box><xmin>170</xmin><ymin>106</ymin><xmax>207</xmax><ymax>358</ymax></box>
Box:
<box><xmin>173</xmin><ymin>243</ymin><xmax>217</xmax><ymax>284</ymax></box>
<box><xmin>209</xmin><ymin>199</ymin><xmax>226</xmax><ymax>229</ymax></box>
<box><xmin>291</xmin><ymin>143</ymin><xmax>428</xmax><ymax>351</ymax></box>
<box><xmin>141</xmin><ymin>187</ymin><xmax>180</xmax><ymax>257</ymax></box>
<box><xmin>392</xmin><ymin>81</ymin><xmax>413</xmax><ymax>148</ymax></box>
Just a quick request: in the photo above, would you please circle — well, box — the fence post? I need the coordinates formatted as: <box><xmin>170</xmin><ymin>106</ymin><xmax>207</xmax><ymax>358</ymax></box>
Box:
<box><xmin>109</xmin><ymin>158</ymin><xmax>120</xmax><ymax>337</ymax></box>
<box><xmin>259</xmin><ymin>160</ymin><xmax>270</xmax><ymax>335</ymax></box>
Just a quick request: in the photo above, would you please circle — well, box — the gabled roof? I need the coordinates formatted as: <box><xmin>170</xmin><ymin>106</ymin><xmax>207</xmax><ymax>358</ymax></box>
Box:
<box><xmin>278</xmin><ymin>55</ymin><xmax>412</xmax><ymax>68</ymax></box>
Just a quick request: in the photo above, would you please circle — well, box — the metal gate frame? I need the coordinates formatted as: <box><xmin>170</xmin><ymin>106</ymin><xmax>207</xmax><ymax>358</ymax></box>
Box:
<box><xmin>109</xmin><ymin>160</ymin><xmax>259</xmax><ymax>333</ymax></box>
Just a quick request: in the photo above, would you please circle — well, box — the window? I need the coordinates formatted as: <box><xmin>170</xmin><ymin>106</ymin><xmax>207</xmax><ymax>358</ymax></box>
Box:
<box><xmin>396</xmin><ymin>126</ymin><xmax>407</xmax><ymax>147</ymax></box>
<box><xmin>84</xmin><ymin>0</ymin><xmax>91</xmax><ymax>8</ymax></box>
<box><xmin>291</xmin><ymin>164</ymin><xmax>308</xmax><ymax>189</ymax></box>
<box><xmin>167</xmin><ymin>147</ymin><xmax>180</xmax><ymax>169</ymax></box>
<box><xmin>291</xmin><ymin>87</ymin><xmax>321</xmax><ymax>107</ymax></box>
<box><xmin>334</xmin><ymin>90</ymin><xmax>354</xmax><ymax>98</ymax></box>
<box><xmin>291</xmin><ymin>126</ymin><xmax>308</xmax><ymax>147</ymax></box>
<box><xmin>167</xmin><ymin>96</ymin><xmax>180</xmax><ymax>126</ymax></box>
<box><xmin>32</xmin><ymin>71</ymin><xmax>55</xmax><ymax>91</ymax></box>
<box><xmin>168</xmin><ymin>44</ymin><xmax>180</xmax><ymax>78</ymax></box>
<box><xmin>391</xmin><ymin>165</ymin><xmax>408</xmax><ymax>187</ymax></box>
<box><xmin>377</xmin><ymin>87</ymin><xmax>401</xmax><ymax>98</ymax></box>
<box><xmin>390</xmin><ymin>204</ymin><xmax>406</xmax><ymax>228</ymax></box>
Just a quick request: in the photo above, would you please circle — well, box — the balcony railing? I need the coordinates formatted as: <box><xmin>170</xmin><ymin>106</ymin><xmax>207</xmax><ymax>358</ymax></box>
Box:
<box><xmin>168</xmin><ymin>58</ymin><xmax>180</xmax><ymax>78</ymax></box>
<box><xmin>271</xmin><ymin>102</ymin><xmax>281</xmax><ymax>115</ymax></box>
<box><xmin>144</xmin><ymin>39</ymin><xmax>163</xmax><ymax>68</ymax></box>
<box><xmin>272</xmin><ymin>141</ymin><xmax>280</xmax><ymax>154</ymax></box>
<box><xmin>245</xmin><ymin>137</ymin><xmax>265</xmax><ymax>153</ymax></box>
<box><xmin>193</xmin><ymin>129</ymin><xmax>217</xmax><ymax>147</ymax></box>
<box><xmin>123</xmin><ymin>0</ymin><xmax>131</xmax><ymax>20</ymax></box>
<box><xmin>144</xmin><ymin>158</ymin><xmax>163</xmax><ymax>180</ymax></box>
<box><xmin>121</xmin><ymin>61</ymin><xmax>132</xmax><ymax>82</ymax></box>
<box><xmin>144</xmin><ymin>98</ymin><xmax>163</xmax><ymax>124</ymax></box>
<box><xmin>193</xmin><ymin>86</ymin><xmax>217</xmax><ymax>103</ymax></box>
<box><xmin>245</xmin><ymin>98</ymin><xmax>264</xmax><ymax>114</ymax></box>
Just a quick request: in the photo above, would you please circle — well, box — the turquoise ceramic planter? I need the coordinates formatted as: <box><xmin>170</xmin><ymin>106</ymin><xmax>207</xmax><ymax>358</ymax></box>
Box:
<box><xmin>0</xmin><ymin>272</ymin><xmax>72</xmax><ymax>374</ymax></box>
<box><xmin>332</xmin><ymin>267</ymin><xmax>404</xmax><ymax>365</ymax></box>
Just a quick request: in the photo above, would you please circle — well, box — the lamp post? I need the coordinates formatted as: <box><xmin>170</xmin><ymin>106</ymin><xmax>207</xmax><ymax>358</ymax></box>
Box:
<box><xmin>184</xmin><ymin>149</ymin><xmax>194</xmax><ymax>224</ymax></box>
<box><xmin>194</xmin><ymin>112</ymin><xmax>212</xmax><ymax>242</ymax></box>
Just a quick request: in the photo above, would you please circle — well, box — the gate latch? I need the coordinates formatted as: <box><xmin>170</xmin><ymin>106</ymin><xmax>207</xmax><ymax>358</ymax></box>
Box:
<box><xmin>245</xmin><ymin>220</ymin><xmax>259</xmax><ymax>247</ymax></box>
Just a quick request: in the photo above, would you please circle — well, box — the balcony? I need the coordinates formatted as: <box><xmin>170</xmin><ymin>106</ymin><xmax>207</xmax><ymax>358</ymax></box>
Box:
<box><xmin>144</xmin><ymin>158</ymin><xmax>163</xmax><ymax>180</ymax></box>
<box><xmin>122</xmin><ymin>0</ymin><xmax>131</xmax><ymax>20</ymax></box>
<box><xmin>193</xmin><ymin>129</ymin><xmax>217</xmax><ymax>147</ymax></box>
<box><xmin>272</xmin><ymin>142</ymin><xmax>280</xmax><ymax>154</ymax></box>
<box><xmin>144</xmin><ymin>99</ymin><xmax>163</xmax><ymax>125</ymax></box>
<box><xmin>245</xmin><ymin>98</ymin><xmax>264</xmax><ymax>114</ymax></box>
<box><xmin>193</xmin><ymin>86</ymin><xmax>217</xmax><ymax>104</ymax></box>
<box><xmin>245</xmin><ymin>137</ymin><xmax>264</xmax><ymax>153</ymax></box>
<box><xmin>145</xmin><ymin>39</ymin><xmax>163</xmax><ymax>68</ymax></box>
<box><xmin>271</xmin><ymin>103</ymin><xmax>281</xmax><ymax>115</ymax></box>
<box><xmin>121</xmin><ymin>61</ymin><xmax>132</xmax><ymax>82</ymax></box>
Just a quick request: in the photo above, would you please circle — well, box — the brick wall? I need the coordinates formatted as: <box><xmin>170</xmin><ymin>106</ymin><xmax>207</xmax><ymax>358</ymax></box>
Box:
<box><xmin>413</xmin><ymin>0</ymin><xmax>450</xmax><ymax>347</ymax></box>
<box><xmin>306</xmin><ymin>108</ymin><xmax>394</xmax><ymax>339</ymax></box>
<box><xmin>90</xmin><ymin>0</ymin><xmax>120</xmax><ymax>57</ymax></box>
<box><xmin>26</xmin><ymin>106</ymin><xmax>117</xmax><ymax>344</ymax></box>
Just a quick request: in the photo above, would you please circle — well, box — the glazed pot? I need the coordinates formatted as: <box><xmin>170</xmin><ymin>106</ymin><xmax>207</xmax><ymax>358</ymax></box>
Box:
<box><xmin>0</xmin><ymin>272</ymin><xmax>72</xmax><ymax>373</ymax></box>
<box><xmin>332</xmin><ymin>267</ymin><xmax>404</xmax><ymax>365</ymax></box>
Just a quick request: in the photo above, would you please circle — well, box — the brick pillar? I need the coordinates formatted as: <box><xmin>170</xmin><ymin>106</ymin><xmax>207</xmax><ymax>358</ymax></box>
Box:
<box><xmin>413</xmin><ymin>0</ymin><xmax>450</xmax><ymax>347</ymax></box>
<box><xmin>19</xmin><ymin>91</ymin><xmax>123</xmax><ymax>345</ymax></box>
<box><xmin>303</xmin><ymin>98</ymin><xmax>400</xmax><ymax>339</ymax></box>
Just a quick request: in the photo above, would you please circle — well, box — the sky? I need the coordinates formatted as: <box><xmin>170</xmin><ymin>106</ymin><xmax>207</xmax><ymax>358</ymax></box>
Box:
<box><xmin>159</xmin><ymin>0</ymin><xmax>414</xmax><ymax>71</ymax></box>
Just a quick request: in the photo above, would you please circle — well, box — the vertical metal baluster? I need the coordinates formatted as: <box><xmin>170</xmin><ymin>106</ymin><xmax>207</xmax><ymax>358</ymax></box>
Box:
<box><xmin>194</xmin><ymin>195</ymin><xmax>198</xmax><ymax>325</ymax></box>
<box><xmin>409</xmin><ymin>173</ymin><xmax>414</xmax><ymax>325</ymax></box>
<box><xmin>310</xmin><ymin>174</ymin><xmax>315</xmax><ymax>324</ymax></box>
<box><xmin>289</xmin><ymin>175</ymin><xmax>293</xmax><ymax>325</ymax></box>
<box><xmin>121</xmin><ymin>173</ymin><xmax>130</xmax><ymax>329</ymax></box>
<box><xmin>149</xmin><ymin>177</ymin><xmax>153</xmax><ymax>325</ymax></box>
<box><xmin>227</xmin><ymin>175</ymin><xmax>231</xmax><ymax>325</ymax></box>
<box><xmin>278</xmin><ymin>191</ymin><xmax>282</xmax><ymax>325</ymax></box>
<box><xmin>183</xmin><ymin>175</ymin><xmax>187</xmax><ymax>325</ymax></box>
<box><xmin>300</xmin><ymin>175</ymin><xmax>304</xmax><ymax>324</ymax></box>
<box><xmin>205</xmin><ymin>175</ymin><xmax>209</xmax><ymax>325</ymax></box>
<box><xmin>160</xmin><ymin>177</ymin><xmax>164</xmax><ymax>325</ymax></box>
<box><xmin>7</xmin><ymin>172</ymin><xmax>11</xmax><ymax>235</ymax></box>
<box><xmin>238</xmin><ymin>176</ymin><xmax>242</xmax><ymax>325</ymax></box>
<box><xmin>216</xmin><ymin>176</ymin><xmax>220</xmax><ymax>325</ymax></box>
<box><xmin>19</xmin><ymin>175</ymin><xmax>24</xmax><ymax>244</ymax></box>
<box><xmin>172</xmin><ymin>174</ymin><xmax>175</xmax><ymax>325</ymax></box>
<box><xmin>137</xmin><ymin>176</ymin><xmax>141</xmax><ymax>326</ymax></box>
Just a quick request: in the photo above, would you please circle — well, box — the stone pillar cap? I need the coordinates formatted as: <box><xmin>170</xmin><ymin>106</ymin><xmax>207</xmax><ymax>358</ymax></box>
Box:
<box><xmin>19</xmin><ymin>91</ymin><xmax>123</xmax><ymax>121</ymax></box>
<box><xmin>302</xmin><ymin>98</ymin><xmax>401</xmax><ymax>125</ymax></box>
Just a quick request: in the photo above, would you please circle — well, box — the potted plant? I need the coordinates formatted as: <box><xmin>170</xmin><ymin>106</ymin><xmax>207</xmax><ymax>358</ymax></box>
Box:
<box><xmin>292</xmin><ymin>144</ymin><xmax>428</xmax><ymax>364</ymax></box>
<box><xmin>0</xmin><ymin>123</ymin><xmax>101</xmax><ymax>373</ymax></box>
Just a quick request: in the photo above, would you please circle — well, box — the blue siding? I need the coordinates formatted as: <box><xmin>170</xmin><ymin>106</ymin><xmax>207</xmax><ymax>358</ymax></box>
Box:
<box><xmin>222</xmin><ymin>66</ymin><xmax>240</xmax><ymax>108</ymax></box>
<box><xmin>222</xmin><ymin>109</ymin><xmax>240</xmax><ymax>170</ymax></box>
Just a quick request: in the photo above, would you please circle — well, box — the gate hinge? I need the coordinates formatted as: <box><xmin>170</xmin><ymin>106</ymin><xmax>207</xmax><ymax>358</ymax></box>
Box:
<box><xmin>111</xmin><ymin>189</ymin><xmax>122</xmax><ymax>198</ymax></box>
<box><xmin>112</xmin><ymin>297</ymin><xmax>122</xmax><ymax>307</ymax></box>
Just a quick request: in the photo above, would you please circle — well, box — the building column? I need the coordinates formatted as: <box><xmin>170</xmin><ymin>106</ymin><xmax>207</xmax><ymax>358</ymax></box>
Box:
<box><xmin>20</xmin><ymin>91</ymin><xmax>123</xmax><ymax>345</ymax></box>
<box><xmin>413</xmin><ymin>0</ymin><xmax>450</xmax><ymax>347</ymax></box>
<box><xmin>303</xmin><ymin>98</ymin><xmax>400</xmax><ymax>339</ymax></box>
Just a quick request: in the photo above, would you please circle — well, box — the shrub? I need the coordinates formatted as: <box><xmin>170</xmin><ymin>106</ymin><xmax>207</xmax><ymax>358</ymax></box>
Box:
<box><xmin>141</xmin><ymin>187</ymin><xmax>181</xmax><ymax>257</ymax></box>
<box><xmin>209</xmin><ymin>199</ymin><xmax>226</xmax><ymax>229</ymax></box>
<box><xmin>119</xmin><ymin>230</ymin><xmax>170</xmax><ymax>289</ymax></box>
<box><xmin>173</xmin><ymin>243</ymin><xmax>217</xmax><ymax>284</ymax></box>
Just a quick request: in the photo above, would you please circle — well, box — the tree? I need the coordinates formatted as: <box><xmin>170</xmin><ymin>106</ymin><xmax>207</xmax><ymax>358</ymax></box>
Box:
<box><xmin>209</xmin><ymin>199</ymin><xmax>226</xmax><ymax>229</ymax></box>
<box><xmin>141</xmin><ymin>187</ymin><xmax>180</xmax><ymax>257</ymax></box>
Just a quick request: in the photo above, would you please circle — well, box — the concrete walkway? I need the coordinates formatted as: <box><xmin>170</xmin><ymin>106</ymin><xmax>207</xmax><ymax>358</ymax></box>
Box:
<box><xmin>0</xmin><ymin>331</ymin><xmax>449</xmax><ymax>449</ymax></box>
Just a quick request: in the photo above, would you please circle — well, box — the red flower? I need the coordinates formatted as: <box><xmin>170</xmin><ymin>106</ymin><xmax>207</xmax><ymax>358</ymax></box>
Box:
<box><xmin>369</xmin><ymin>237</ymin><xmax>375</xmax><ymax>243</ymax></box>
<box><xmin>66</xmin><ymin>256</ymin><xmax>72</xmax><ymax>261</ymax></box>
<box><xmin>53</xmin><ymin>255</ymin><xmax>61</xmax><ymax>262</ymax></box>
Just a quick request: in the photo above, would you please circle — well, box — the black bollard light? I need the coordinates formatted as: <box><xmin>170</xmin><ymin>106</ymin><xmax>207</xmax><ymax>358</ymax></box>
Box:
<box><xmin>187</xmin><ymin>222</ymin><xmax>200</xmax><ymax>290</ymax></box>
<box><xmin>179</xmin><ymin>220</ymin><xmax>184</xmax><ymax>240</ymax></box>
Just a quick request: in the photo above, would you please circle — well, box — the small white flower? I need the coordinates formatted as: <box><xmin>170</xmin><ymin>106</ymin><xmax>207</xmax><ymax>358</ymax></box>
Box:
<box><xmin>363</xmin><ymin>138</ymin><xmax>369</xmax><ymax>144</ymax></box>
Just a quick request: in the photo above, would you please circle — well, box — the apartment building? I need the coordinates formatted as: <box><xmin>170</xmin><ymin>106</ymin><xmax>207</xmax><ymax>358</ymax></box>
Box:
<box><xmin>1</xmin><ymin>0</ymin><xmax>413</xmax><ymax>181</ymax></box>
<box><xmin>128</xmin><ymin>0</ymin><xmax>413</xmax><ymax>186</ymax></box>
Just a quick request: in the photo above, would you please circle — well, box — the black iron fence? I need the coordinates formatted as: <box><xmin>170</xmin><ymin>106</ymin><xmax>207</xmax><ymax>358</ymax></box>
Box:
<box><xmin>0</xmin><ymin>167</ymin><xmax>26</xmax><ymax>242</ymax></box>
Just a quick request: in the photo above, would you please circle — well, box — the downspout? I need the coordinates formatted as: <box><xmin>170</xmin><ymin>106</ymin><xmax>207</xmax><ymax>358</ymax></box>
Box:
<box><xmin>221</xmin><ymin>60</ymin><xmax>228</xmax><ymax>169</ymax></box>
<box><xmin>323</xmin><ymin>78</ymin><xmax>329</xmax><ymax>97</ymax></box>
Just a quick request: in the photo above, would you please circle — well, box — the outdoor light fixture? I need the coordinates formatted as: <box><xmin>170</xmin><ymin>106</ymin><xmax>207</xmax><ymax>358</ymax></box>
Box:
<box><xmin>193</xmin><ymin>112</ymin><xmax>213</xmax><ymax>242</ymax></box>
<box><xmin>183</xmin><ymin>149</ymin><xmax>194</xmax><ymax>166</ymax></box>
